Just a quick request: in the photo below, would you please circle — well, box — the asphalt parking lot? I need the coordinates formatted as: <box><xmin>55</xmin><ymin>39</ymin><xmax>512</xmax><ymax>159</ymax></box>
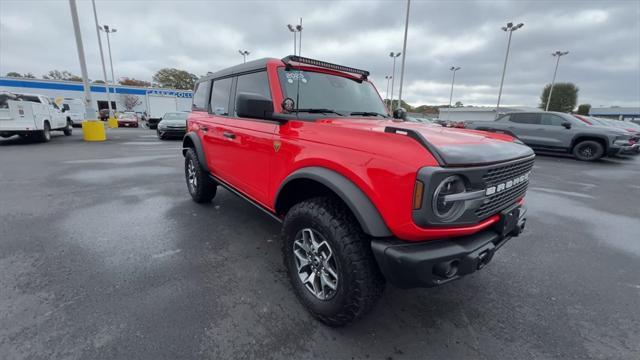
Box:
<box><xmin>1</xmin><ymin>128</ymin><xmax>639</xmax><ymax>360</ymax></box>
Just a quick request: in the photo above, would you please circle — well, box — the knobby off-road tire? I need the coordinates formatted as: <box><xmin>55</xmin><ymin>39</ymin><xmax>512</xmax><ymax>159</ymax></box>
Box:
<box><xmin>184</xmin><ymin>148</ymin><xmax>217</xmax><ymax>203</ymax></box>
<box><xmin>63</xmin><ymin>120</ymin><xmax>73</xmax><ymax>136</ymax></box>
<box><xmin>573</xmin><ymin>140</ymin><xmax>604</xmax><ymax>161</ymax></box>
<box><xmin>282</xmin><ymin>196</ymin><xmax>385</xmax><ymax>326</ymax></box>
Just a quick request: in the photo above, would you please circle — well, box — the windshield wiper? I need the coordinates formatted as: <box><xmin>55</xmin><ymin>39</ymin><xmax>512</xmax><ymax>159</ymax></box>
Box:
<box><xmin>295</xmin><ymin>108</ymin><xmax>343</xmax><ymax>116</ymax></box>
<box><xmin>349</xmin><ymin>111</ymin><xmax>389</xmax><ymax>118</ymax></box>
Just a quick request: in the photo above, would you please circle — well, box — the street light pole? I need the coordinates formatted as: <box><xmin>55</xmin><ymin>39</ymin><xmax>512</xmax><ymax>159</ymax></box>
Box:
<box><xmin>496</xmin><ymin>22</ymin><xmax>523</xmax><ymax>118</ymax></box>
<box><xmin>91</xmin><ymin>0</ymin><xmax>112</xmax><ymax>120</ymax></box>
<box><xmin>297</xmin><ymin>18</ymin><xmax>303</xmax><ymax>57</ymax></box>
<box><xmin>385</xmin><ymin>75</ymin><xmax>392</xmax><ymax>104</ymax></box>
<box><xmin>448</xmin><ymin>66</ymin><xmax>461</xmax><ymax>119</ymax></box>
<box><xmin>397</xmin><ymin>0</ymin><xmax>411</xmax><ymax>112</ymax></box>
<box><xmin>100</xmin><ymin>25</ymin><xmax>117</xmax><ymax>115</ymax></box>
<box><xmin>287</xmin><ymin>24</ymin><xmax>297</xmax><ymax>55</ymax></box>
<box><xmin>238</xmin><ymin>50</ymin><xmax>250</xmax><ymax>63</ymax></box>
<box><xmin>545</xmin><ymin>50</ymin><xmax>569</xmax><ymax>111</ymax></box>
<box><xmin>68</xmin><ymin>0</ymin><xmax>96</xmax><ymax>120</ymax></box>
<box><xmin>389</xmin><ymin>52</ymin><xmax>401</xmax><ymax>111</ymax></box>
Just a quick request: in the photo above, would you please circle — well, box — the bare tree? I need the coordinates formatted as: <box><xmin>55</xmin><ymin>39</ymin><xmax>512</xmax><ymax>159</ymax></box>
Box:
<box><xmin>121</xmin><ymin>94</ymin><xmax>142</xmax><ymax>111</ymax></box>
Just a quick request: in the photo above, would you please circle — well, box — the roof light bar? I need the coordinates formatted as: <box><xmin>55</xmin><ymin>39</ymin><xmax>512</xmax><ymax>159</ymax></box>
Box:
<box><xmin>282</xmin><ymin>55</ymin><xmax>370</xmax><ymax>79</ymax></box>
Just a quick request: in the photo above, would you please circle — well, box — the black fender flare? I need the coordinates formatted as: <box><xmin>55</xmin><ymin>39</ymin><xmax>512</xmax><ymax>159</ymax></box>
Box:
<box><xmin>182</xmin><ymin>132</ymin><xmax>209</xmax><ymax>172</ymax></box>
<box><xmin>275</xmin><ymin>167</ymin><xmax>392</xmax><ymax>237</ymax></box>
<box><xmin>570</xmin><ymin>133</ymin><xmax>610</xmax><ymax>151</ymax></box>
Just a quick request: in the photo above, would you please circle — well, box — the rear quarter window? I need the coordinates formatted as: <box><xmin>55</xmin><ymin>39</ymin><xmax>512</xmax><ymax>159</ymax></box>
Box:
<box><xmin>510</xmin><ymin>113</ymin><xmax>539</xmax><ymax>124</ymax></box>
<box><xmin>192</xmin><ymin>80</ymin><xmax>211</xmax><ymax>111</ymax></box>
<box><xmin>210</xmin><ymin>78</ymin><xmax>233</xmax><ymax>116</ymax></box>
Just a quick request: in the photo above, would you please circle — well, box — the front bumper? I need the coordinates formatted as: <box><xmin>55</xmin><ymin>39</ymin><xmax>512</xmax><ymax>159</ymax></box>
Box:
<box><xmin>158</xmin><ymin>128</ymin><xmax>186</xmax><ymax>137</ymax></box>
<box><xmin>118</xmin><ymin>121</ymin><xmax>138</xmax><ymax>127</ymax></box>
<box><xmin>609</xmin><ymin>143</ymin><xmax>640</xmax><ymax>156</ymax></box>
<box><xmin>372</xmin><ymin>206</ymin><xmax>526</xmax><ymax>289</ymax></box>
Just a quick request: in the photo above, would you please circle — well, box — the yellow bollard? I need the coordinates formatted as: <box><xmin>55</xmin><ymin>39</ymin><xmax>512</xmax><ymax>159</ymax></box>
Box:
<box><xmin>82</xmin><ymin>120</ymin><xmax>107</xmax><ymax>141</ymax></box>
<box><xmin>107</xmin><ymin>117</ymin><xmax>118</xmax><ymax>128</ymax></box>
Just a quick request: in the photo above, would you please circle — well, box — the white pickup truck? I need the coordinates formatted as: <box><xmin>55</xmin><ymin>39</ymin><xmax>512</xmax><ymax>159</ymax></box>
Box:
<box><xmin>0</xmin><ymin>92</ymin><xmax>72</xmax><ymax>142</ymax></box>
<box><xmin>61</xmin><ymin>98</ymin><xmax>86</xmax><ymax>127</ymax></box>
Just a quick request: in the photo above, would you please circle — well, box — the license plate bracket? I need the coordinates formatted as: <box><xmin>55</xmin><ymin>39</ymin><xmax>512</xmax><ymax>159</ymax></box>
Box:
<box><xmin>494</xmin><ymin>204</ymin><xmax>520</xmax><ymax>236</ymax></box>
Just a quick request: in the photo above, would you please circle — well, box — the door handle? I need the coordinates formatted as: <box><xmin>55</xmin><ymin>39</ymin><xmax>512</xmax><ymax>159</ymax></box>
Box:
<box><xmin>200</xmin><ymin>126</ymin><xmax>208</xmax><ymax>132</ymax></box>
<box><xmin>223</xmin><ymin>131</ymin><xmax>236</xmax><ymax>139</ymax></box>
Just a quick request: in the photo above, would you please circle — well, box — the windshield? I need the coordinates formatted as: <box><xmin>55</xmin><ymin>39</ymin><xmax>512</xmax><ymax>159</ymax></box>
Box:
<box><xmin>163</xmin><ymin>112</ymin><xmax>188</xmax><ymax>120</ymax></box>
<box><xmin>120</xmin><ymin>113</ymin><xmax>136</xmax><ymax>119</ymax></box>
<box><xmin>278</xmin><ymin>68</ymin><xmax>387</xmax><ymax>116</ymax></box>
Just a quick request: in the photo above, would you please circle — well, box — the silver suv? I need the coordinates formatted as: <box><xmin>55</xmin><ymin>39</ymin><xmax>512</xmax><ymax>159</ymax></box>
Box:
<box><xmin>466</xmin><ymin>111</ymin><xmax>638</xmax><ymax>161</ymax></box>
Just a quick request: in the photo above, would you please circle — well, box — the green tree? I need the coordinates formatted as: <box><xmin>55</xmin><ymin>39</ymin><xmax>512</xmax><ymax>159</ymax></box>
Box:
<box><xmin>152</xmin><ymin>68</ymin><xmax>197</xmax><ymax>89</ymax></box>
<box><xmin>92</xmin><ymin>80</ymin><xmax>105</xmax><ymax>84</ymax></box>
<box><xmin>540</xmin><ymin>82</ymin><xmax>578</xmax><ymax>113</ymax></box>
<box><xmin>454</xmin><ymin>101</ymin><xmax>463</xmax><ymax>107</ymax></box>
<box><xmin>5</xmin><ymin>72</ymin><xmax>35</xmax><ymax>78</ymax></box>
<box><xmin>576</xmin><ymin>104</ymin><xmax>591</xmax><ymax>115</ymax></box>
<box><xmin>119</xmin><ymin>77</ymin><xmax>151</xmax><ymax>87</ymax></box>
<box><xmin>42</xmin><ymin>70</ymin><xmax>83</xmax><ymax>82</ymax></box>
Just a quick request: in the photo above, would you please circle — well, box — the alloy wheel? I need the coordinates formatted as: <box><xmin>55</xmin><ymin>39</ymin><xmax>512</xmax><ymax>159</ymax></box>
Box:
<box><xmin>293</xmin><ymin>228</ymin><xmax>339</xmax><ymax>300</ymax></box>
<box><xmin>187</xmin><ymin>160</ymin><xmax>197</xmax><ymax>192</ymax></box>
<box><xmin>581</xmin><ymin>145</ymin><xmax>594</xmax><ymax>159</ymax></box>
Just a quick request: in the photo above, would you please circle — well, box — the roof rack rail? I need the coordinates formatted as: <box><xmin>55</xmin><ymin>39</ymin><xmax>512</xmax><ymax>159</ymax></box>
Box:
<box><xmin>281</xmin><ymin>55</ymin><xmax>369</xmax><ymax>80</ymax></box>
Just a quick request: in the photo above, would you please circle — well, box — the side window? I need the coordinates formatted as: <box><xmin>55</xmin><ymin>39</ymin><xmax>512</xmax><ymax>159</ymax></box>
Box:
<box><xmin>234</xmin><ymin>71</ymin><xmax>272</xmax><ymax>116</ymax></box>
<box><xmin>510</xmin><ymin>113</ymin><xmax>539</xmax><ymax>124</ymax></box>
<box><xmin>540</xmin><ymin>114</ymin><xmax>565</xmax><ymax>126</ymax></box>
<box><xmin>497</xmin><ymin>114</ymin><xmax>510</xmax><ymax>122</ymax></box>
<box><xmin>192</xmin><ymin>80</ymin><xmax>211</xmax><ymax>111</ymax></box>
<box><xmin>210</xmin><ymin>78</ymin><xmax>233</xmax><ymax>116</ymax></box>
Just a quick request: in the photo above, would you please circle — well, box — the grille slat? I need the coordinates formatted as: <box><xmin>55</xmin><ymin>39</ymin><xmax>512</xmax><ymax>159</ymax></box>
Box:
<box><xmin>474</xmin><ymin>157</ymin><xmax>534</xmax><ymax>219</ymax></box>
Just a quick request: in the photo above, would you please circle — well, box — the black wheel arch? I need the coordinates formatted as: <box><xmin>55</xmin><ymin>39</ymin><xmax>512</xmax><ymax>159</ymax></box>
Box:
<box><xmin>182</xmin><ymin>132</ymin><xmax>209</xmax><ymax>172</ymax></box>
<box><xmin>571</xmin><ymin>133</ymin><xmax>609</xmax><ymax>152</ymax></box>
<box><xmin>275</xmin><ymin>167</ymin><xmax>392</xmax><ymax>238</ymax></box>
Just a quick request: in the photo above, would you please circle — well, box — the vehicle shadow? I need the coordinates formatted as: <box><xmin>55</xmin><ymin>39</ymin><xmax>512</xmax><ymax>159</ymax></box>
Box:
<box><xmin>534</xmin><ymin>152</ymin><xmax>638</xmax><ymax>166</ymax></box>
<box><xmin>0</xmin><ymin>135</ymin><xmax>50</xmax><ymax>146</ymax></box>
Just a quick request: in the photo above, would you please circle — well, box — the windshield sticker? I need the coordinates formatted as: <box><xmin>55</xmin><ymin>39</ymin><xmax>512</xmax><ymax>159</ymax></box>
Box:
<box><xmin>285</xmin><ymin>72</ymin><xmax>307</xmax><ymax>84</ymax></box>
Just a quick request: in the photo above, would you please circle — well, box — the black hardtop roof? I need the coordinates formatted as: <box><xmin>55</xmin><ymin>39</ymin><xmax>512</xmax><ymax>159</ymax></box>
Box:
<box><xmin>197</xmin><ymin>56</ymin><xmax>370</xmax><ymax>85</ymax></box>
<box><xmin>198</xmin><ymin>58</ymin><xmax>277</xmax><ymax>83</ymax></box>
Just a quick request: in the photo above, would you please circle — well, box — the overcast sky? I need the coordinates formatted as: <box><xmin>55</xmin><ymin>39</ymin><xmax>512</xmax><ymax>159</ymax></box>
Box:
<box><xmin>1</xmin><ymin>0</ymin><xmax>638</xmax><ymax>107</ymax></box>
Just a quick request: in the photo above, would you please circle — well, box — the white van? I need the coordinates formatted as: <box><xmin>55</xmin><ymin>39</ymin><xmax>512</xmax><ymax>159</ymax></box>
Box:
<box><xmin>0</xmin><ymin>92</ymin><xmax>72</xmax><ymax>142</ymax></box>
<box><xmin>61</xmin><ymin>98</ymin><xmax>86</xmax><ymax>126</ymax></box>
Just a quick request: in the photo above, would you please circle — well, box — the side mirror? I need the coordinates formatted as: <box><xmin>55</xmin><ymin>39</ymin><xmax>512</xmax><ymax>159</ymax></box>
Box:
<box><xmin>562</xmin><ymin>121</ymin><xmax>572</xmax><ymax>129</ymax></box>
<box><xmin>236</xmin><ymin>92</ymin><xmax>275</xmax><ymax>120</ymax></box>
<box><xmin>393</xmin><ymin>107</ymin><xmax>407</xmax><ymax>120</ymax></box>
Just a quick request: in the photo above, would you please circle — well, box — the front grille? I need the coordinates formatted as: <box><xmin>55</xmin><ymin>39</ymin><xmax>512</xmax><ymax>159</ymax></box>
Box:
<box><xmin>475</xmin><ymin>157</ymin><xmax>534</xmax><ymax>219</ymax></box>
<box><xmin>482</xmin><ymin>157</ymin><xmax>535</xmax><ymax>186</ymax></box>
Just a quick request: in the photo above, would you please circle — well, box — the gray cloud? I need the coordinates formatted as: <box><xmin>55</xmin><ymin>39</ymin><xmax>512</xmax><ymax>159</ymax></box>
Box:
<box><xmin>1</xmin><ymin>0</ymin><xmax>638</xmax><ymax>107</ymax></box>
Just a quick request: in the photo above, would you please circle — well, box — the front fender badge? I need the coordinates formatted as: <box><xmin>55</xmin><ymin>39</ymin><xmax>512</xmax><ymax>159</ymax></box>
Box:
<box><xmin>273</xmin><ymin>140</ymin><xmax>281</xmax><ymax>152</ymax></box>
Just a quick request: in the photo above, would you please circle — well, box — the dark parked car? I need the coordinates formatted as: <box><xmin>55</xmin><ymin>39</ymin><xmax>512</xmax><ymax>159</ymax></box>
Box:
<box><xmin>466</xmin><ymin>111</ymin><xmax>637</xmax><ymax>161</ymax></box>
<box><xmin>157</xmin><ymin>112</ymin><xmax>188</xmax><ymax>139</ymax></box>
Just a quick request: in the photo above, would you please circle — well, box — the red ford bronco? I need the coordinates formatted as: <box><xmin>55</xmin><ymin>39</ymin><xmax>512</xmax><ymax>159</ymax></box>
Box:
<box><xmin>183</xmin><ymin>56</ymin><xmax>534</xmax><ymax>326</ymax></box>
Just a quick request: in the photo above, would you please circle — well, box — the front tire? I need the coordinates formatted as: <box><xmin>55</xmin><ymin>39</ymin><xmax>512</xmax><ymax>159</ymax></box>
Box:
<box><xmin>573</xmin><ymin>140</ymin><xmax>604</xmax><ymax>161</ymax></box>
<box><xmin>282</xmin><ymin>197</ymin><xmax>384</xmax><ymax>326</ymax></box>
<box><xmin>63</xmin><ymin>120</ymin><xmax>73</xmax><ymax>136</ymax></box>
<box><xmin>157</xmin><ymin>129</ymin><xmax>165</xmax><ymax>140</ymax></box>
<box><xmin>184</xmin><ymin>148</ymin><xmax>217</xmax><ymax>203</ymax></box>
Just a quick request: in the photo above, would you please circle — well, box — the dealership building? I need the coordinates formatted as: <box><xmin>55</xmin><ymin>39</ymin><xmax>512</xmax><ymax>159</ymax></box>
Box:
<box><xmin>589</xmin><ymin>107</ymin><xmax>640</xmax><ymax>121</ymax></box>
<box><xmin>0</xmin><ymin>77</ymin><xmax>192</xmax><ymax>117</ymax></box>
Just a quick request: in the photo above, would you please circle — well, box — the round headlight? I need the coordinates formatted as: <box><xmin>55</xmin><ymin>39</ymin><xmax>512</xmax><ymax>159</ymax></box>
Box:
<box><xmin>432</xmin><ymin>175</ymin><xmax>467</xmax><ymax>222</ymax></box>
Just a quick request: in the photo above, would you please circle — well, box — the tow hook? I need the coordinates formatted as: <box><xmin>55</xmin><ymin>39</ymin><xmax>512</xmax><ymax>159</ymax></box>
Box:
<box><xmin>477</xmin><ymin>250</ymin><xmax>493</xmax><ymax>270</ymax></box>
